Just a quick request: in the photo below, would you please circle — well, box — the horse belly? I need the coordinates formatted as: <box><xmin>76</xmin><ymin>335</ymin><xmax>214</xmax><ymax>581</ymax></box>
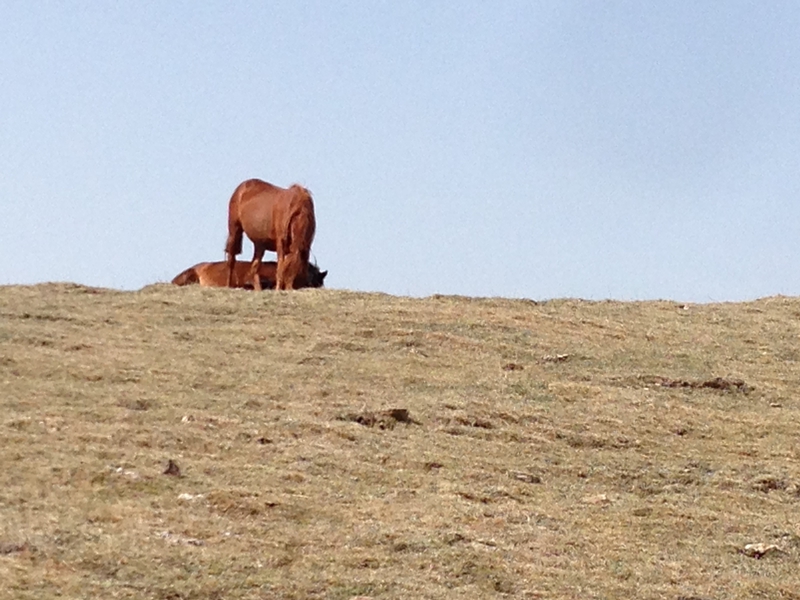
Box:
<box><xmin>240</xmin><ymin>199</ymin><xmax>279</xmax><ymax>250</ymax></box>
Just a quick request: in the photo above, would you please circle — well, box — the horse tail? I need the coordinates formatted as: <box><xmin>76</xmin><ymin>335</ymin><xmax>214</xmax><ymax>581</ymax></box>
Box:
<box><xmin>283</xmin><ymin>189</ymin><xmax>316</xmax><ymax>262</ymax></box>
<box><xmin>224</xmin><ymin>187</ymin><xmax>244</xmax><ymax>258</ymax></box>
<box><xmin>279</xmin><ymin>192</ymin><xmax>315</xmax><ymax>289</ymax></box>
<box><xmin>225</xmin><ymin>222</ymin><xmax>243</xmax><ymax>257</ymax></box>
<box><xmin>171</xmin><ymin>267</ymin><xmax>199</xmax><ymax>286</ymax></box>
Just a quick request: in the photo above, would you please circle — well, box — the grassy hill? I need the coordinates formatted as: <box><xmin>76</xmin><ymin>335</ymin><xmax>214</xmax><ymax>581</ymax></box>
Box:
<box><xmin>1</xmin><ymin>283</ymin><xmax>799</xmax><ymax>599</ymax></box>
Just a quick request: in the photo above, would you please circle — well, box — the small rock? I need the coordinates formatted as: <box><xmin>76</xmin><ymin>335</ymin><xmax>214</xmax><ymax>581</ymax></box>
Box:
<box><xmin>387</xmin><ymin>408</ymin><xmax>411</xmax><ymax>422</ymax></box>
<box><xmin>542</xmin><ymin>354</ymin><xmax>570</xmax><ymax>363</ymax></box>
<box><xmin>0</xmin><ymin>542</ymin><xmax>27</xmax><ymax>555</ymax></box>
<box><xmin>109</xmin><ymin>465</ymin><xmax>140</xmax><ymax>479</ymax></box>
<box><xmin>337</xmin><ymin>408</ymin><xmax>417</xmax><ymax>429</ymax></box>
<box><xmin>164</xmin><ymin>460</ymin><xmax>181</xmax><ymax>477</ymax></box>
<box><xmin>581</xmin><ymin>493</ymin><xmax>611</xmax><ymax>506</ymax></box>
<box><xmin>157</xmin><ymin>531</ymin><xmax>204</xmax><ymax>546</ymax></box>
<box><xmin>752</xmin><ymin>475</ymin><xmax>786</xmax><ymax>493</ymax></box>
<box><xmin>742</xmin><ymin>543</ymin><xmax>782</xmax><ymax>558</ymax></box>
<box><xmin>177</xmin><ymin>493</ymin><xmax>203</xmax><ymax>502</ymax></box>
<box><xmin>510</xmin><ymin>471</ymin><xmax>542</xmax><ymax>484</ymax></box>
<box><xmin>502</xmin><ymin>362</ymin><xmax>524</xmax><ymax>371</ymax></box>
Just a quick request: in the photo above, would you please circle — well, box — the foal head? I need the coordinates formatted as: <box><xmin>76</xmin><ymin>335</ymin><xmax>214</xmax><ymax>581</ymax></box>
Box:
<box><xmin>306</xmin><ymin>263</ymin><xmax>328</xmax><ymax>288</ymax></box>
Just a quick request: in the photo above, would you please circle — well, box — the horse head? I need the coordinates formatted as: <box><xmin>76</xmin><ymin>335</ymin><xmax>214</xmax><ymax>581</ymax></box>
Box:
<box><xmin>307</xmin><ymin>263</ymin><xmax>328</xmax><ymax>288</ymax></box>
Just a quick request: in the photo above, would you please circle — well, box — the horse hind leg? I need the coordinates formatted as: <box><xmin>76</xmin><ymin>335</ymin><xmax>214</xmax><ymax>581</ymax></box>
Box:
<box><xmin>276</xmin><ymin>237</ymin><xmax>295</xmax><ymax>290</ymax></box>
<box><xmin>276</xmin><ymin>255</ymin><xmax>289</xmax><ymax>290</ymax></box>
<box><xmin>279</xmin><ymin>251</ymin><xmax>308</xmax><ymax>290</ymax></box>
<box><xmin>225</xmin><ymin>251</ymin><xmax>237</xmax><ymax>287</ymax></box>
<box><xmin>278</xmin><ymin>234</ymin><xmax>312</xmax><ymax>290</ymax></box>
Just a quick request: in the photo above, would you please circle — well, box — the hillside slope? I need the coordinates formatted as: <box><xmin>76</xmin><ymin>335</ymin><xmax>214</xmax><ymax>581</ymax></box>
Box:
<box><xmin>1</xmin><ymin>283</ymin><xmax>799</xmax><ymax>599</ymax></box>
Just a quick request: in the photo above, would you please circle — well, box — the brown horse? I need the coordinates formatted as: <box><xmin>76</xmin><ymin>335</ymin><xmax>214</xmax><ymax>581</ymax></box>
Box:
<box><xmin>172</xmin><ymin>260</ymin><xmax>326</xmax><ymax>289</ymax></box>
<box><xmin>224</xmin><ymin>179</ymin><xmax>316</xmax><ymax>290</ymax></box>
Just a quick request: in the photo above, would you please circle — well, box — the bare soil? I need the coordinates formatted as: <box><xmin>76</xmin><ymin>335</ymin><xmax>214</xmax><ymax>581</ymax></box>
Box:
<box><xmin>1</xmin><ymin>283</ymin><xmax>799</xmax><ymax>599</ymax></box>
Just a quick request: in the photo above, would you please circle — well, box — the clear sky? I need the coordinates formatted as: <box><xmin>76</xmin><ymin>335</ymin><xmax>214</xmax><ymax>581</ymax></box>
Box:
<box><xmin>2</xmin><ymin>2</ymin><xmax>799</xmax><ymax>301</ymax></box>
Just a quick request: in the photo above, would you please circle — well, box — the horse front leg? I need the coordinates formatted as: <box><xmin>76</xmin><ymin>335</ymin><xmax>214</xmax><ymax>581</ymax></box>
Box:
<box><xmin>275</xmin><ymin>242</ymin><xmax>286</xmax><ymax>290</ymax></box>
<box><xmin>250</xmin><ymin>243</ymin><xmax>265</xmax><ymax>291</ymax></box>
<box><xmin>225</xmin><ymin>251</ymin><xmax>236</xmax><ymax>287</ymax></box>
<box><xmin>277</xmin><ymin>248</ymin><xmax>299</xmax><ymax>290</ymax></box>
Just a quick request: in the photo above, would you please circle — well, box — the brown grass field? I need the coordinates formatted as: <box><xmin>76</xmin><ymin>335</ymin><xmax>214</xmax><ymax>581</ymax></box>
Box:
<box><xmin>1</xmin><ymin>283</ymin><xmax>799</xmax><ymax>599</ymax></box>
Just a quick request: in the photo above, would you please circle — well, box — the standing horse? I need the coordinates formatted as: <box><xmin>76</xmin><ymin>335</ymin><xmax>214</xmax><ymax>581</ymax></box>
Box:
<box><xmin>224</xmin><ymin>179</ymin><xmax>316</xmax><ymax>290</ymax></box>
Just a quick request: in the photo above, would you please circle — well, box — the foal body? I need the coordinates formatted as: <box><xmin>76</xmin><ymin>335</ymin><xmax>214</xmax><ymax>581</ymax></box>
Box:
<box><xmin>171</xmin><ymin>260</ymin><xmax>326</xmax><ymax>289</ymax></box>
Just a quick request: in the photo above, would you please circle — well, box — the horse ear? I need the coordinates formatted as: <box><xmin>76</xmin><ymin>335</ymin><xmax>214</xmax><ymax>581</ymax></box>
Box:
<box><xmin>320</xmin><ymin>270</ymin><xmax>328</xmax><ymax>281</ymax></box>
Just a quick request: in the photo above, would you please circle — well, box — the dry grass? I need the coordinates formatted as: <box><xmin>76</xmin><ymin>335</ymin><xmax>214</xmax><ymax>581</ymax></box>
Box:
<box><xmin>1</xmin><ymin>283</ymin><xmax>799</xmax><ymax>599</ymax></box>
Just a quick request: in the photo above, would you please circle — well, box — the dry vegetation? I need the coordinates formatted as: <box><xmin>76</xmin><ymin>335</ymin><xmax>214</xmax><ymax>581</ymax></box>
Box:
<box><xmin>1</xmin><ymin>283</ymin><xmax>799</xmax><ymax>599</ymax></box>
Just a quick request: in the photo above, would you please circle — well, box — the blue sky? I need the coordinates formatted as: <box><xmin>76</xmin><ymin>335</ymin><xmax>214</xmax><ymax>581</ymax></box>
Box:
<box><xmin>2</xmin><ymin>2</ymin><xmax>799</xmax><ymax>301</ymax></box>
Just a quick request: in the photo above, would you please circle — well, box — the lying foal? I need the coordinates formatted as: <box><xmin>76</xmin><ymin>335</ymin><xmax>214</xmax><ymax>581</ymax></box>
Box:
<box><xmin>172</xmin><ymin>260</ymin><xmax>326</xmax><ymax>290</ymax></box>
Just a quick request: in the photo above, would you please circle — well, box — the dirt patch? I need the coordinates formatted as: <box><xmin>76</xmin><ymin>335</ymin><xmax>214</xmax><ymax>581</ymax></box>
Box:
<box><xmin>336</xmin><ymin>408</ymin><xmax>418</xmax><ymax>429</ymax></box>
<box><xmin>641</xmin><ymin>375</ymin><xmax>753</xmax><ymax>392</ymax></box>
